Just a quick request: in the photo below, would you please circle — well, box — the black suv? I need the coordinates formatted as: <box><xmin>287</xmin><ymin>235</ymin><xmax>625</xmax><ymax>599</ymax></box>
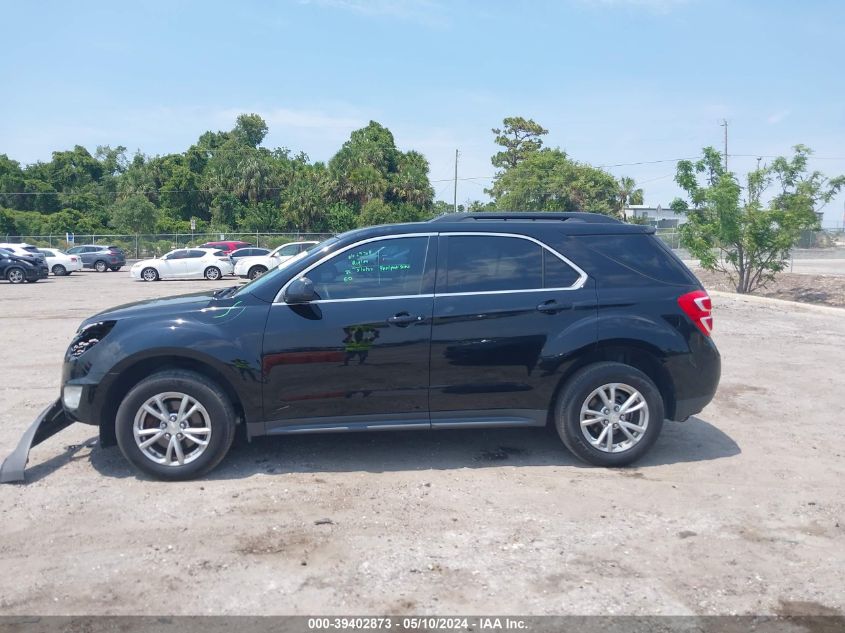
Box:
<box><xmin>66</xmin><ymin>245</ymin><xmax>126</xmax><ymax>271</ymax></box>
<box><xmin>7</xmin><ymin>213</ymin><xmax>720</xmax><ymax>481</ymax></box>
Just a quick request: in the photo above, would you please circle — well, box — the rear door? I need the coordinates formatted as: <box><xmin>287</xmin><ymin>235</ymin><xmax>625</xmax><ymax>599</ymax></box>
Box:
<box><xmin>429</xmin><ymin>233</ymin><xmax>597</xmax><ymax>427</ymax></box>
<box><xmin>261</xmin><ymin>234</ymin><xmax>436</xmax><ymax>432</ymax></box>
<box><xmin>183</xmin><ymin>249</ymin><xmax>208</xmax><ymax>277</ymax></box>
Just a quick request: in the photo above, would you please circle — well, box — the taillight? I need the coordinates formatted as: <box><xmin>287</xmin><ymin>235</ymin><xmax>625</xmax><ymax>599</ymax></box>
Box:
<box><xmin>678</xmin><ymin>290</ymin><xmax>712</xmax><ymax>336</ymax></box>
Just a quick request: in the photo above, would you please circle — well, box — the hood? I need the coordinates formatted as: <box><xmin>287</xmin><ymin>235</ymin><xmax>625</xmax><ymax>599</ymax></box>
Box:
<box><xmin>82</xmin><ymin>290</ymin><xmax>224</xmax><ymax>326</ymax></box>
<box><xmin>4</xmin><ymin>254</ymin><xmax>40</xmax><ymax>266</ymax></box>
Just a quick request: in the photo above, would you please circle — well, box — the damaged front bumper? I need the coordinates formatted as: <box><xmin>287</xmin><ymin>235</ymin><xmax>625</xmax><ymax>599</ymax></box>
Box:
<box><xmin>0</xmin><ymin>400</ymin><xmax>74</xmax><ymax>483</ymax></box>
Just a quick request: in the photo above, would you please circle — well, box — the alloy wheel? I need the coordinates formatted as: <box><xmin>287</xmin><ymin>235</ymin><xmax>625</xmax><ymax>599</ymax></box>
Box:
<box><xmin>7</xmin><ymin>268</ymin><xmax>24</xmax><ymax>283</ymax></box>
<box><xmin>579</xmin><ymin>382</ymin><xmax>649</xmax><ymax>453</ymax></box>
<box><xmin>132</xmin><ymin>392</ymin><xmax>212</xmax><ymax>467</ymax></box>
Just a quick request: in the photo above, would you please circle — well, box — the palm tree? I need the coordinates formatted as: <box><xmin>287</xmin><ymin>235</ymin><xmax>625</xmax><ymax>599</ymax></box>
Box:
<box><xmin>617</xmin><ymin>176</ymin><xmax>644</xmax><ymax>217</ymax></box>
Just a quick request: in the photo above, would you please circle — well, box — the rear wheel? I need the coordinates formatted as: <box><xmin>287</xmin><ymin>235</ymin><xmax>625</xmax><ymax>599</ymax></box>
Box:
<box><xmin>204</xmin><ymin>266</ymin><xmax>222</xmax><ymax>280</ymax></box>
<box><xmin>52</xmin><ymin>264</ymin><xmax>67</xmax><ymax>276</ymax></box>
<box><xmin>141</xmin><ymin>267</ymin><xmax>159</xmax><ymax>282</ymax></box>
<box><xmin>554</xmin><ymin>362</ymin><xmax>664</xmax><ymax>467</ymax></box>
<box><xmin>248</xmin><ymin>265</ymin><xmax>267</xmax><ymax>280</ymax></box>
<box><xmin>94</xmin><ymin>260</ymin><xmax>108</xmax><ymax>272</ymax></box>
<box><xmin>6</xmin><ymin>267</ymin><xmax>25</xmax><ymax>284</ymax></box>
<box><xmin>115</xmin><ymin>370</ymin><xmax>237</xmax><ymax>480</ymax></box>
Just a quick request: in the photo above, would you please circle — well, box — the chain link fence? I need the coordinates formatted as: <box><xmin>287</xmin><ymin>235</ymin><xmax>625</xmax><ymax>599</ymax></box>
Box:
<box><xmin>0</xmin><ymin>232</ymin><xmax>334</xmax><ymax>259</ymax></box>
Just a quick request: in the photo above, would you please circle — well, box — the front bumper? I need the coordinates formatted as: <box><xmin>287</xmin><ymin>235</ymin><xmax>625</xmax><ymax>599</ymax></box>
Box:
<box><xmin>0</xmin><ymin>399</ymin><xmax>74</xmax><ymax>483</ymax></box>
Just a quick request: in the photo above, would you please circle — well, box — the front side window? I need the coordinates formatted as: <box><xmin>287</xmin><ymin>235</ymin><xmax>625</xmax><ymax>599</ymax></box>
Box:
<box><xmin>442</xmin><ymin>235</ymin><xmax>542</xmax><ymax>293</ymax></box>
<box><xmin>277</xmin><ymin>244</ymin><xmax>300</xmax><ymax>257</ymax></box>
<box><xmin>165</xmin><ymin>250</ymin><xmax>187</xmax><ymax>260</ymax></box>
<box><xmin>187</xmin><ymin>250</ymin><xmax>205</xmax><ymax>258</ymax></box>
<box><xmin>307</xmin><ymin>237</ymin><xmax>429</xmax><ymax>301</ymax></box>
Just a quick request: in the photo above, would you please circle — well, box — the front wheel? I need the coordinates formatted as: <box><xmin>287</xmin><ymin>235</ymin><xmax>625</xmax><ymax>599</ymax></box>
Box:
<box><xmin>52</xmin><ymin>264</ymin><xmax>67</xmax><ymax>276</ymax></box>
<box><xmin>94</xmin><ymin>260</ymin><xmax>108</xmax><ymax>272</ymax></box>
<box><xmin>115</xmin><ymin>370</ymin><xmax>237</xmax><ymax>480</ymax></box>
<box><xmin>554</xmin><ymin>362</ymin><xmax>664</xmax><ymax>467</ymax></box>
<box><xmin>204</xmin><ymin>266</ymin><xmax>222</xmax><ymax>280</ymax></box>
<box><xmin>6</xmin><ymin>267</ymin><xmax>25</xmax><ymax>284</ymax></box>
<box><xmin>141</xmin><ymin>267</ymin><xmax>159</xmax><ymax>282</ymax></box>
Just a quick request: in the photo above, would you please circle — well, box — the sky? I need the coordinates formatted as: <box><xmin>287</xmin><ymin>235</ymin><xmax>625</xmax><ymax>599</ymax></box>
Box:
<box><xmin>2</xmin><ymin>0</ymin><xmax>844</xmax><ymax>226</ymax></box>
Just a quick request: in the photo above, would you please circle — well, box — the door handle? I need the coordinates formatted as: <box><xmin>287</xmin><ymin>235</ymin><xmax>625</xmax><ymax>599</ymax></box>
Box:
<box><xmin>536</xmin><ymin>300</ymin><xmax>568</xmax><ymax>313</ymax></box>
<box><xmin>387</xmin><ymin>312</ymin><xmax>424</xmax><ymax>326</ymax></box>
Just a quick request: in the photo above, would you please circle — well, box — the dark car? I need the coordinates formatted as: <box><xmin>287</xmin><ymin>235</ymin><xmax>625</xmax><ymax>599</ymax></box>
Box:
<box><xmin>0</xmin><ymin>248</ymin><xmax>49</xmax><ymax>283</ymax></box>
<box><xmin>229</xmin><ymin>247</ymin><xmax>270</xmax><ymax>260</ymax></box>
<box><xmin>198</xmin><ymin>240</ymin><xmax>253</xmax><ymax>254</ymax></box>
<box><xmin>66</xmin><ymin>245</ymin><xmax>126</xmax><ymax>272</ymax></box>
<box><xmin>5</xmin><ymin>213</ymin><xmax>720</xmax><ymax>481</ymax></box>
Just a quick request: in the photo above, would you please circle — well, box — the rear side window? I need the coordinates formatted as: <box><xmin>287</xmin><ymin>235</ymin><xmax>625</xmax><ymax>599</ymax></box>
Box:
<box><xmin>213</xmin><ymin>250</ymin><xmax>227</xmax><ymax>257</ymax></box>
<box><xmin>443</xmin><ymin>235</ymin><xmax>541</xmax><ymax>293</ymax></box>
<box><xmin>584</xmin><ymin>234</ymin><xmax>696</xmax><ymax>285</ymax></box>
<box><xmin>544</xmin><ymin>249</ymin><xmax>581</xmax><ymax>288</ymax></box>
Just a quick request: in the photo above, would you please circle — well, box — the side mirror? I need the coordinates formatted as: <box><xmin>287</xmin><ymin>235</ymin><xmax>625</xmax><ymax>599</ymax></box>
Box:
<box><xmin>284</xmin><ymin>277</ymin><xmax>318</xmax><ymax>304</ymax></box>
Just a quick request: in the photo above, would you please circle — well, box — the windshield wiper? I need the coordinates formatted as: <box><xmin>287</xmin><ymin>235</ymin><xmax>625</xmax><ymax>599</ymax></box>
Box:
<box><xmin>213</xmin><ymin>285</ymin><xmax>239</xmax><ymax>299</ymax></box>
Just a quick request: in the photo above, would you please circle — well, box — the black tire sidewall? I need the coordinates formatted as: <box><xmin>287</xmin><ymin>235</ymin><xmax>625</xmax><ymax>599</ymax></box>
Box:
<box><xmin>115</xmin><ymin>371</ymin><xmax>236</xmax><ymax>480</ymax></box>
<box><xmin>556</xmin><ymin>362</ymin><xmax>664</xmax><ymax>467</ymax></box>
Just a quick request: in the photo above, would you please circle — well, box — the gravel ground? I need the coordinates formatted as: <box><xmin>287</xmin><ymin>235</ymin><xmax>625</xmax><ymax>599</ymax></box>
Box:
<box><xmin>0</xmin><ymin>271</ymin><xmax>843</xmax><ymax>616</ymax></box>
<box><xmin>691</xmin><ymin>268</ymin><xmax>845</xmax><ymax>308</ymax></box>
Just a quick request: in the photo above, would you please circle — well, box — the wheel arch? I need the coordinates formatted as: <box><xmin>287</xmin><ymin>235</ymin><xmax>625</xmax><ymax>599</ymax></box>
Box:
<box><xmin>549</xmin><ymin>339</ymin><xmax>676</xmax><ymax>423</ymax></box>
<box><xmin>98</xmin><ymin>354</ymin><xmax>246</xmax><ymax>447</ymax></box>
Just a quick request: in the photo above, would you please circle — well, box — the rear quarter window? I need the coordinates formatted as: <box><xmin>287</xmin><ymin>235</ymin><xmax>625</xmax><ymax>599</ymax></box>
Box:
<box><xmin>583</xmin><ymin>234</ymin><xmax>697</xmax><ymax>286</ymax></box>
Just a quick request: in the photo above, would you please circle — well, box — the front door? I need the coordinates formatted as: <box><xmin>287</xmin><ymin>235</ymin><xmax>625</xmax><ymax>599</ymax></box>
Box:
<box><xmin>261</xmin><ymin>235</ymin><xmax>436</xmax><ymax>432</ymax></box>
<box><xmin>429</xmin><ymin>233</ymin><xmax>597</xmax><ymax>427</ymax></box>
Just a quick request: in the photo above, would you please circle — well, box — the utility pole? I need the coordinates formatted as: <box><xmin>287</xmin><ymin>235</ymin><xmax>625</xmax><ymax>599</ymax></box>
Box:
<box><xmin>453</xmin><ymin>149</ymin><xmax>459</xmax><ymax>213</ymax></box>
<box><xmin>720</xmin><ymin>119</ymin><xmax>728</xmax><ymax>172</ymax></box>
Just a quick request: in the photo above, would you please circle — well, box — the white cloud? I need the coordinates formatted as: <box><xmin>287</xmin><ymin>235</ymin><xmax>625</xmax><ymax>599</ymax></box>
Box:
<box><xmin>766</xmin><ymin>109</ymin><xmax>791</xmax><ymax>125</ymax></box>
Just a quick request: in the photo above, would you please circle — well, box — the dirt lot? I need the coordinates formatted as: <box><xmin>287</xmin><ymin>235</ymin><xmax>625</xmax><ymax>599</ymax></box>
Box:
<box><xmin>693</xmin><ymin>267</ymin><xmax>845</xmax><ymax>308</ymax></box>
<box><xmin>0</xmin><ymin>271</ymin><xmax>843</xmax><ymax>616</ymax></box>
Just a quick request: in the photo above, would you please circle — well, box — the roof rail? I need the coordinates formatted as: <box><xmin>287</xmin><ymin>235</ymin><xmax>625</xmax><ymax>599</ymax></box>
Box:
<box><xmin>428</xmin><ymin>212</ymin><xmax>622</xmax><ymax>224</ymax></box>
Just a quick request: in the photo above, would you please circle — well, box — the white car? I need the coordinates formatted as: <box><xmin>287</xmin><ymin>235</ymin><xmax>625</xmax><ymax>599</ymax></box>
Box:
<box><xmin>0</xmin><ymin>242</ymin><xmax>46</xmax><ymax>262</ymax></box>
<box><xmin>234</xmin><ymin>241</ymin><xmax>318</xmax><ymax>280</ymax></box>
<box><xmin>38</xmin><ymin>248</ymin><xmax>83</xmax><ymax>276</ymax></box>
<box><xmin>130</xmin><ymin>248</ymin><xmax>234</xmax><ymax>282</ymax></box>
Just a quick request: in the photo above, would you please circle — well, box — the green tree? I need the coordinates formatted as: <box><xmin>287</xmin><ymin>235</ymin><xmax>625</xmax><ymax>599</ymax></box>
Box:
<box><xmin>491</xmin><ymin>117</ymin><xmax>548</xmax><ymax>170</ymax></box>
<box><xmin>617</xmin><ymin>176</ymin><xmax>644</xmax><ymax>213</ymax></box>
<box><xmin>110</xmin><ymin>195</ymin><xmax>160</xmax><ymax>234</ymax></box>
<box><xmin>489</xmin><ymin>148</ymin><xmax>619</xmax><ymax>214</ymax></box>
<box><xmin>675</xmin><ymin>145</ymin><xmax>843</xmax><ymax>294</ymax></box>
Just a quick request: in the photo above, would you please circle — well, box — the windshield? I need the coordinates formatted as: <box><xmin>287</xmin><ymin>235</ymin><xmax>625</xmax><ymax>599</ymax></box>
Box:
<box><xmin>234</xmin><ymin>236</ymin><xmax>339</xmax><ymax>297</ymax></box>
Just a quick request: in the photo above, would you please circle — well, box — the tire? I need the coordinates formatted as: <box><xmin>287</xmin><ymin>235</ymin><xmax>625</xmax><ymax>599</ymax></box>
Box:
<box><xmin>94</xmin><ymin>260</ymin><xmax>108</xmax><ymax>272</ymax></box>
<box><xmin>52</xmin><ymin>264</ymin><xmax>67</xmax><ymax>276</ymax></box>
<box><xmin>141</xmin><ymin>267</ymin><xmax>159</xmax><ymax>282</ymax></box>
<box><xmin>110</xmin><ymin>266</ymin><xmax>122</xmax><ymax>272</ymax></box>
<box><xmin>554</xmin><ymin>362</ymin><xmax>664</xmax><ymax>467</ymax></box>
<box><xmin>248</xmin><ymin>266</ymin><xmax>267</xmax><ymax>280</ymax></box>
<box><xmin>6</xmin><ymin>267</ymin><xmax>25</xmax><ymax>284</ymax></box>
<box><xmin>204</xmin><ymin>266</ymin><xmax>222</xmax><ymax>280</ymax></box>
<box><xmin>115</xmin><ymin>369</ymin><xmax>237</xmax><ymax>481</ymax></box>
